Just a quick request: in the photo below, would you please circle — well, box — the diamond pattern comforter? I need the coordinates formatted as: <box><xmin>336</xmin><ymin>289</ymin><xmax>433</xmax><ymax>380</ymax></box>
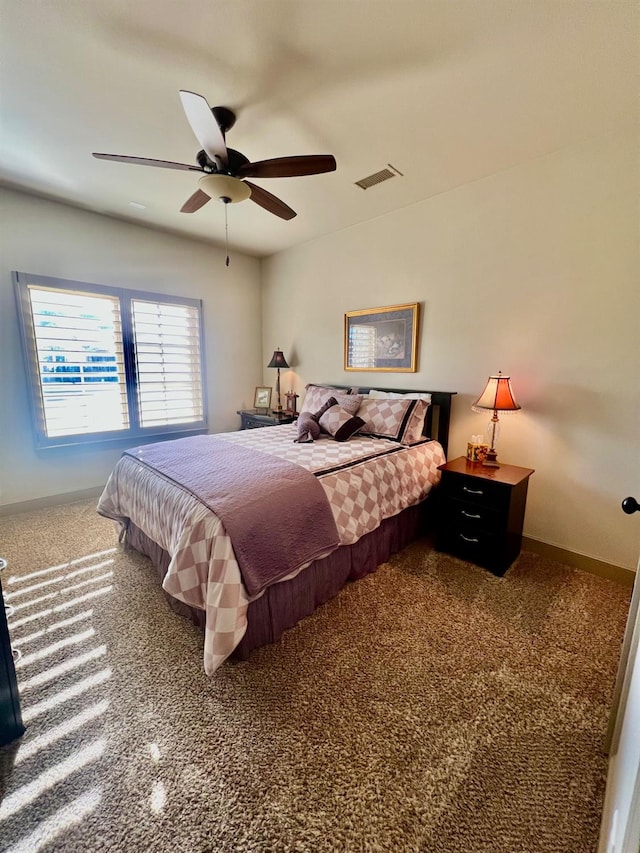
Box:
<box><xmin>97</xmin><ymin>423</ymin><xmax>445</xmax><ymax>674</ymax></box>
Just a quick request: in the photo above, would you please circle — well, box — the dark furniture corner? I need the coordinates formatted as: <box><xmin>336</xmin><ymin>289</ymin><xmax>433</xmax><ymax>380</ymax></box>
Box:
<box><xmin>436</xmin><ymin>457</ymin><xmax>534</xmax><ymax>576</ymax></box>
<box><xmin>0</xmin><ymin>560</ymin><xmax>25</xmax><ymax>747</ymax></box>
<box><xmin>238</xmin><ymin>410</ymin><xmax>297</xmax><ymax>430</ymax></box>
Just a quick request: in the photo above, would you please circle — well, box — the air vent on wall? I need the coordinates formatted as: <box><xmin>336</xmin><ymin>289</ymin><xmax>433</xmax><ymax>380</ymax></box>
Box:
<box><xmin>354</xmin><ymin>163</ymin><xmax>404</xmax><ymax>190</ymax></box>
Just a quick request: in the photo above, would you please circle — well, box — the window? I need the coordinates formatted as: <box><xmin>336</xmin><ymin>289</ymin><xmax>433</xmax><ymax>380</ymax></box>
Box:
<box><xmin>14</xmin><ymin>272</ymin><xmax>207</xmax><ymax>448</ymax></box>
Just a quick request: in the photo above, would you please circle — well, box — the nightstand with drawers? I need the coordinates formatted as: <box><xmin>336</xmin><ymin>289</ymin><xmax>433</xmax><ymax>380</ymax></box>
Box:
<box><xmin>237</xmin><ymin>410</ymin><xmax>297</xmax><ymax>430</ymax></box>
<box><xmin>436</xmin><ymin>457</ymin><xmax>535</xmax><ymax>576</ymax></box>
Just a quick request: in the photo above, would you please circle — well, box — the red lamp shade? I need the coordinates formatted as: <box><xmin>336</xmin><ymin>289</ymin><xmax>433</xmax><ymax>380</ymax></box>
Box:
<box><xmin>472</xmin><ymin>372</ymin><xmax>520</xmax><ymax>413</ymax></box>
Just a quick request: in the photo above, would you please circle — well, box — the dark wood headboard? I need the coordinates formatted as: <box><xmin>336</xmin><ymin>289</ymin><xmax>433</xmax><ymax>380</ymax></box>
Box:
<box><xmin>325</xmin><ymin>385</ymin><xmax>457</xmax><ymax>458</ymax></box>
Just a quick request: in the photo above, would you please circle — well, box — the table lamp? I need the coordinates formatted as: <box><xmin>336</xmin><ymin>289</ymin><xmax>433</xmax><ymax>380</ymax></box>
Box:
<box><xmin>267</xmin><ymin>349</ymin><xmax>289</xmax><ymax>412</ymax></box>
<box><xmin>471</xmin><ymin>371</ymin><xmax>521</xmax><ymax>467</ymax></box>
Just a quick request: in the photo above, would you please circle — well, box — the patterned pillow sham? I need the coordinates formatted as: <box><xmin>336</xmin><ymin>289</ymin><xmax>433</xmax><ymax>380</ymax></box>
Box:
<box><xmin>357</xmin><ymin>397</ymin><xmax>429</xmax><ymax>444</ymax></box>
<box><xmin>367</xmin><ymin>389</ymin><xmax>432</xmax><ymax>404</ymax></box>
<box><xmin>399</xmin><ymin>398</ymin><xmax>430</xmax><ymax>444</ymax></box>
<box><xmin>300</xmin><ymin>384</ymin><xmax>352</xmax><ymax>415</ymax></box>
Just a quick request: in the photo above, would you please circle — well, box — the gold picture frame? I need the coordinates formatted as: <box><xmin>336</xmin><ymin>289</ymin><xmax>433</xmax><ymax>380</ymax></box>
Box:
<box><xmin>253</xmin><ymin>386</ymin><xmax>272</xmax><ymax>412</ymax></box>
<box><xmin>344</xmin><ymin>302</ymin><xmax>419</xmax><ymax>372</ymax></box>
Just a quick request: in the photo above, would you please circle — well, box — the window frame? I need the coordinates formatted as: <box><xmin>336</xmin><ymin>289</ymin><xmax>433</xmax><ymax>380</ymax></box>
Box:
<box><xmin>14</xmin><ymin>271</ymin><xmax>209</xmax><ymax>449</ymax></box>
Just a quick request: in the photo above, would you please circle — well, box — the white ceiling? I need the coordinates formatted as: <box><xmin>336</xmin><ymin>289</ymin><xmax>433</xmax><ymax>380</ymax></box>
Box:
<box><xmin>1</xmin><ymin>1</ymin><xmax>637</xmax><ymax>258</ymax></box>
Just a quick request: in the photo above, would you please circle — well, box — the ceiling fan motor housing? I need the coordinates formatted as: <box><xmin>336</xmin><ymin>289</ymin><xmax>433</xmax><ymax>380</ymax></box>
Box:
<box><xmin>211</xmin><ymin>106</ymin><xmax>236</xmax><ymax>135</ymax></box>
<box><xmin>197</xmin><ymin>147</ymin><xmax>250</xmax><ymax>176</ymax></box>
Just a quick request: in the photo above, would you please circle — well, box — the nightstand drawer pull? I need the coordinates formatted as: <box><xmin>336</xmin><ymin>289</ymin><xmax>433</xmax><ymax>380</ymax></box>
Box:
<box><xmin>459</xmin><ymin>533</ymin><xmax>480</xmax><ymax>544</ymax></box>
<box><xmin>462</xmin><ymin>486</ymin><xmax>484</xmax><ymax>496</ymax></box>
<box><xmin>461</xmin><ymin>510</ymin><xmax>482</xmax><ymax>519</ymax></box>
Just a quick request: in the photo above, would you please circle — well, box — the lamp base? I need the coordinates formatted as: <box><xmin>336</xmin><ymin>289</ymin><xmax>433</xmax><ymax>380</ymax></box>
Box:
<box><xmin>482</xmin><ymin>448</ymin><xmax>500</xmax><ymax>468</ymax></box>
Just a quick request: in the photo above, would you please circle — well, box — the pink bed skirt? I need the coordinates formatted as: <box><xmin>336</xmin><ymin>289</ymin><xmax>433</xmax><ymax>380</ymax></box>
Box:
<box><xmin>126</xmin><ymin>499</ymin><xmax>429</xmax><ymax>660</ymax></box>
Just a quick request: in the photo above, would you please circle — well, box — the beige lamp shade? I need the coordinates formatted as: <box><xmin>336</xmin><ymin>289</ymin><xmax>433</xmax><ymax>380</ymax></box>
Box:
<box><xmin>472</xmin><ymin>372</ymin><xmax>521</xmax><ymax>413</ymax></box>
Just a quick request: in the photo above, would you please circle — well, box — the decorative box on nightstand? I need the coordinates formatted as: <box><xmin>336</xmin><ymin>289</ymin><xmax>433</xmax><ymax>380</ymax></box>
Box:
<box><xmin>237</xmin><ymin>410</ymin><xmax>297</xmax><ymax>430</ymax></box>
<box><xmin>436</xmin><ymin>457</ymin><xmax>535</xmax><ymax>576</ymax></box>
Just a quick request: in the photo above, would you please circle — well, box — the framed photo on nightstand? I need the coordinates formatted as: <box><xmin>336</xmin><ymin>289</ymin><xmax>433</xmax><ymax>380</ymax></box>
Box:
<box><xmin>253</xmin><ymin>386</ymin><xmax>272</xmax><ymax>412</ymax></box>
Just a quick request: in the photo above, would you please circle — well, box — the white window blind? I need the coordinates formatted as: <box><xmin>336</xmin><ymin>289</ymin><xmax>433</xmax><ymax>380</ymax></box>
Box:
<box><xmin>15</xmin><ymin>272</ymin><xmax>207</xmax><ymax>448</ymax></box>
<box><xmin>132</xmin><ymin>299</ymin><xmax>204</xmax><ymax>427</ymax></box>
<box><xmin>28</xmin><ymin>286</ymin><xmax>129</xmax><ymax>438</ymax></box>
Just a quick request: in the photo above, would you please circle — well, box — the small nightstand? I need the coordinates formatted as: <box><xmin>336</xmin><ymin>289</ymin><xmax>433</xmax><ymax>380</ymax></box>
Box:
<box><xmin>436</xmin><ymin>457</ymin><xmax>535</xmax><ymax>576</ymax></box>
<box><xmin>237</xmin><ymin>410</ymin><xmax>297</xmax><ymax>430</ymax></box>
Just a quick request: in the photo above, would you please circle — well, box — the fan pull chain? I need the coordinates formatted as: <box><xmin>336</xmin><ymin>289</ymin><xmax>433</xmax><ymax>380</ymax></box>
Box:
<box><xmin>224</xmin><ymin>200</ymin><xmax>230</xmax><ymax>267</ymax></box>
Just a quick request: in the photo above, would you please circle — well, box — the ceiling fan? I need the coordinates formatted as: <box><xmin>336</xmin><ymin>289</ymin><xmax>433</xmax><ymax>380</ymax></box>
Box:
<box><xmin>93</xmin><ymin>90</ymin><xmax>337</xmax><ymax>221</ymax></box>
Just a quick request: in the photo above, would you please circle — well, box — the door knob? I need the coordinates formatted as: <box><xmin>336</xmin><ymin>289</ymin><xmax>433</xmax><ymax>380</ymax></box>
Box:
<box><xmin>621</xmin><ymin>497</ymin><xmax>640</xmax><ymax>514</ymax></box>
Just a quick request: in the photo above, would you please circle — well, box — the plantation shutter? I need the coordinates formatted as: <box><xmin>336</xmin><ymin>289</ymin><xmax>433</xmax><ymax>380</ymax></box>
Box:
<box><xmin>132</xmin><ymin>299</ymin><xmax>204</xmax><ymax>428</ymax></box>
<box><xmin>15</xmin><ymin>272</ymin><xmax>207</xmax><ymax>448</ymax></box>
<box><xmin>26</xmin><ymin>285</ymin><xmax>129</xmax><ymax>438</ymax></box>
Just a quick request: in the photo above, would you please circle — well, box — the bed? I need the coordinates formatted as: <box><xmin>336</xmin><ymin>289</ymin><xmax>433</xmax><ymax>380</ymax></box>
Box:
<box><xmin>97</xmin><ymin>385</ymin><xmax>455</xmax><ymax>674</ymax></box>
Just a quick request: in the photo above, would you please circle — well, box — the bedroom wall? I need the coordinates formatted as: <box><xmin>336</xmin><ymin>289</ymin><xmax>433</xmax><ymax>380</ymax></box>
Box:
<box><xmin>261</xmin><ymin>128</ymin><xmax>640</xmax><ymax>571</ymax></box>
<box><xmin>0</xmin><ymin>188</ymin><xmax>262</xmax><ymax>508</ymax></box>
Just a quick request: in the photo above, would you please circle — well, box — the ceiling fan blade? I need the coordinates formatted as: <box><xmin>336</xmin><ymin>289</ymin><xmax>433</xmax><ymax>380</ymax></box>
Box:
<box><xmin>92</xmin><ymin>153</ymin><xmax>203</xmax><ymax>172</ymax></box>
<box><xmin>180</xmin><ymin>189</ymin><xmax>211</xmax><ymax>213</ymax></box>
<box><xmin>179</xmin><ymin>90</ymin><xmax>228</xmax><ymax>168</ymax></box>
<box><xmin>238</xmin><ymin>154</ymin><xmax>336</xmax><ymax>179</ymax></box>
<box><xmin>245</xmin><ymin>181</ymin><xmax>296</xmax><ymax>220</ymax></box>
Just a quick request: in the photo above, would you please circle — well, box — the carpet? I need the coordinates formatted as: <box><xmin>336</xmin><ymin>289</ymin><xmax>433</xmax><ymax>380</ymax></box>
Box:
<box><xmin>0</xmin><ymin>499</ymin><xmax>631</xmax><ymax>852</ymax></box>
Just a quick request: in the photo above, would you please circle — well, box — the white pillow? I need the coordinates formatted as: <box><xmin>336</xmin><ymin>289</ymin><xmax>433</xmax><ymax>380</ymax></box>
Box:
<box><xmin>368</xmin><ymin>389</ymin><xmax>432</xmax><ymax>404</ymax></box>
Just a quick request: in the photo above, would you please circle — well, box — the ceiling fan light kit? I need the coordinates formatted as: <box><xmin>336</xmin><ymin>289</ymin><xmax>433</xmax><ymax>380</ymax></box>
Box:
<box><xmin>199</xmin><ymin>174</ymin><xmax>251</xmax><ymax>204</ymax></box>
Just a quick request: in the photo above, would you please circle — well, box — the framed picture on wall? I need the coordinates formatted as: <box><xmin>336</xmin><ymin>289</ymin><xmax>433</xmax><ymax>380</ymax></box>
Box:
<box><xmin>344</xmin><ymin>303</ymin><xmax>419</xmax><ymax>372</ymax></box>
<box><xmin>254</xmin><ymin>386</ymin><xmax>272</xmax><ymax>412</ymax></box>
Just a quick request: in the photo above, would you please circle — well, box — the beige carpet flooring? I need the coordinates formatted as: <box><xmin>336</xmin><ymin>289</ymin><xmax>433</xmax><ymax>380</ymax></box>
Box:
<box><xmin>0</xmin><ymin>499</ymin><xmax>631</xmax><ymax>853</ymax></box>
